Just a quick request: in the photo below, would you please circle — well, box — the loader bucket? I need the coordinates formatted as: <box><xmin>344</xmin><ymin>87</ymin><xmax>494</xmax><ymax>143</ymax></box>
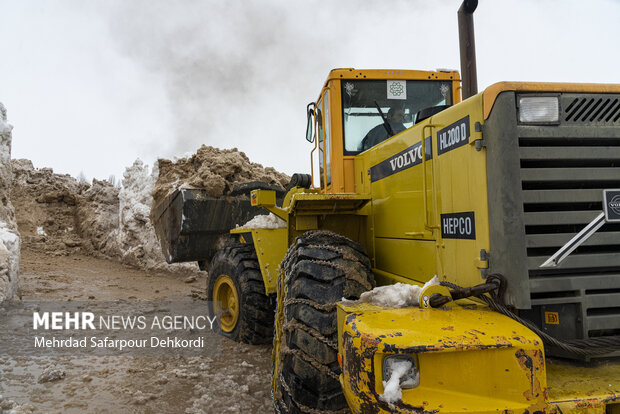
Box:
<box><xmin>150</xmin><ymin>188</ymin><xmax>268</xmax><ymax>265</ymax></box>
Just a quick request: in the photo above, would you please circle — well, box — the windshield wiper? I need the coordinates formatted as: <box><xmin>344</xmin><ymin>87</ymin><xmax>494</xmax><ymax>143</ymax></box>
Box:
<box><xmin>374</xmin><ymin>101</ymin><xmax>395</xmax><ymax>137</ymax></box>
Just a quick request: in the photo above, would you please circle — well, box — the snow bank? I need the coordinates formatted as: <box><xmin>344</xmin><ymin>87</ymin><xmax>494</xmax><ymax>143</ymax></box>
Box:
<box><xmin>237</xmin><ymin>213</ymin><xmax>286</xmax><ymax>229</ymax></box>
<box><xmin>357</xmin><ymin>276</ymin><xmax>440</xmax><ymax>308</ymax></box>
<box><xmin>0</xmin><ymin>103</ymin><xmax>20</xmax><ymax>302</ymax></box>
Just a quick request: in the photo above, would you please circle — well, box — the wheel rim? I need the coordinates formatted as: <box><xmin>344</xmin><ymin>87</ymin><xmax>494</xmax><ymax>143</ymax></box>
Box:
<box><xmin>212</xmin><ymin>275</ymin><xmax>239</xmax><ymax>332</ymax></box>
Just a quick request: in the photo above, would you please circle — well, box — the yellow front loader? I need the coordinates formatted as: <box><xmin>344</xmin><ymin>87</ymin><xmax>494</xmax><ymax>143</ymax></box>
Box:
<box><xmin>152</xmin><ymin>1</ymin><xmax>620</xmax><ymax>412</ymax></box>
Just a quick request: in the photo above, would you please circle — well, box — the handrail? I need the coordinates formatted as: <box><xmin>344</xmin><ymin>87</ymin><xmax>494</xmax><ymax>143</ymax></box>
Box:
<box><xmin>422</xmin><ymin>124</ymin><xmax>441</xmax><ymax>231</ymax></box>
<box><xmin>309</xmin><ymin>123</ymin><xmax>318</xmax><ymax>189</ymax></box>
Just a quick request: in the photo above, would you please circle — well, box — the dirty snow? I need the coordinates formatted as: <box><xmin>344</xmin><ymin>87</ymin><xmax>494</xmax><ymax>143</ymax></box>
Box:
<box><xmin>10</xmin><ymin>143</ymin><xmax>290</xmax><ymax>275</ymax></box>
<box><xmin>11</xmin><ymin>157</ymin><xmax>200</xmax><ymax>274</ymax></box>
<box><xmin>37</xmin><ymin>365</ymin><xmax>66</xmax><ymax>383</ymax></box>
<box><xmin>12</xmin><ymin>158</ymin><xmax>92</xmax><ymax>256</ymax></box>
<box><xmin>3</xmin><ymin>249</ymin><xmax>273</xmax><ymax>413</ymax></box>
<box><xmin>0</xmin><ymin>394</ymin><xmax>35</xmax><ymax>414</ymax></box>
<box><xmin>379</xmin><ymin>359</ymin><xmax>413</xmax><ymax>405</ymax></box>
<box><xmin>153</xmin><ymin>145</ymin><xmax>289</xmax><ymax>202</ymax></box>
<box><xmin>357</xmin><ymin>276</ymin><xmax>440</xmax><ymax>308</ymax></box>
<box><xmin>237</xmin><ymin>213</ymin><xmax>286</xmax><ymax>229</ymax></box>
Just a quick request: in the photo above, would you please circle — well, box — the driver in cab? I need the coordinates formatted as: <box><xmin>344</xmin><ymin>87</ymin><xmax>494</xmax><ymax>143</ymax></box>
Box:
<box><xmin>360</xmin><ymin>107</ymin><xmax>406</xmax><ymax>151</ymax></box>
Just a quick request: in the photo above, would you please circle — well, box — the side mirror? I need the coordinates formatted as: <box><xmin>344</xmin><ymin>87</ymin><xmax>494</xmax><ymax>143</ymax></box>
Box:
<box><xmin>305</xmin><ymin>102</ymin><xmax>315</xmax><ymax>142</ymax></box>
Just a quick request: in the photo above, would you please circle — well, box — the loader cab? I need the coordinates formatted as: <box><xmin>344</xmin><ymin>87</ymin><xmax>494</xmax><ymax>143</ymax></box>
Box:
<box><xmin>307</xmin><ymin>68</ymin><xmax>461</xmax><ymax>193</ymax></box>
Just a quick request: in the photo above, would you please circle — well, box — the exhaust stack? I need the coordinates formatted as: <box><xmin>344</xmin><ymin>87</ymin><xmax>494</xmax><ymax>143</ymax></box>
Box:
<box><xmin>458</xmin><ymin>0</ymin><xmax>478</xmax><ymax>99</ymax></box>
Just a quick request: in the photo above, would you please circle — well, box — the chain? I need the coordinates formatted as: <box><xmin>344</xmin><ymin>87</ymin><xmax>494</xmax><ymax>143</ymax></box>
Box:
<box><xmin>284</xmin><ymin>298</ymin><xmax>337</xmax><ymax>312</ymax></box>
<box><xmin>279</xmin><ymin>346</ymin><xmax>339</xmax><ymax>381</ymax></box>
<box><xmin>276</xmin><ymin>373</ymin><xmax>350</xmax><ymax>414</ymax></box>
<box><xmin>283</xmin><ymin>320</ymin><xmax>337</xmax><ymax>351</ymax></box>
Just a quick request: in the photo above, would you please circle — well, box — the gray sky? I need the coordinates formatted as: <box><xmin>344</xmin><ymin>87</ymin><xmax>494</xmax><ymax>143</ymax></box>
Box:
<box><xmin>1</xmin><ymin>0</ymin><xmax>619</xmax><ymax>182</ymax></box>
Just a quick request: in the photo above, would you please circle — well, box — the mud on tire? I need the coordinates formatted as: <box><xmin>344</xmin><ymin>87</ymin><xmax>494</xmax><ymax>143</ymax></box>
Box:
<box><xmin>274</xmin><ymin>231</ymin><xmax>375</xmax><ymax>413</ymax></box>
<box><xmin>207</xmin><ymin>243</ymin><xmax>275</xmax><ymax>344</ymax></box>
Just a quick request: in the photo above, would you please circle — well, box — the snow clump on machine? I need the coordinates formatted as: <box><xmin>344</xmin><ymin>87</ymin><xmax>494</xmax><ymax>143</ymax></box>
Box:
<box><xmin>379</xmin><ymin>359</ymin><xmax>413</xmax><ymax>405</ymax></box>
<box><xmin>356</xmin><ymin>276</ymin><xmax>440</xmax><ymax>308</ymax></box>
<box><xmin>237</xmin><ymin>213</ymin><xmax>286</xmax><ymax>229</ymax></box>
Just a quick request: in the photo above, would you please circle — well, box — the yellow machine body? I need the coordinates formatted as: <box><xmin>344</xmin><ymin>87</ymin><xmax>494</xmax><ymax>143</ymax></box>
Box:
<box><xmin>337</xmin><ymin>302</ymin><xmax>619</xmax><ymax>414</ymax></box>
<box><xmin>230</xmin><ymin>187</ymin><xmax>371</xmax><ymax>295</ymax></box>
<box><xmin>230</xmin><ymin>227</ymin><xmax>287</xmax><ymax>294</ymax></box>
<box><xmin>238</xmin><ymin>68</ymin><xmax>620</xmax><ymax>412</ymax></box>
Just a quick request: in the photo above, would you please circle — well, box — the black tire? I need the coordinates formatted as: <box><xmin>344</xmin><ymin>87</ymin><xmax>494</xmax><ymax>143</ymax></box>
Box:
<box><xmin>207</xmin><ymin>243</ymin><xmax>275</xmax><ymax>344</ymax></box>
<box><xmin>273</xmin><ymin>231</ymin><xmax>375</xmax><ymax>413</ymax></box>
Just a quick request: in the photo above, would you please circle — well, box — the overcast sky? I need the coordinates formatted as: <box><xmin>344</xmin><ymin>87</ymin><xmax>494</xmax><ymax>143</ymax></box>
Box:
<box><xmin>1</xmin><ymin>0</ymin><xmax>619</xmax><ymax>183</ymax></box>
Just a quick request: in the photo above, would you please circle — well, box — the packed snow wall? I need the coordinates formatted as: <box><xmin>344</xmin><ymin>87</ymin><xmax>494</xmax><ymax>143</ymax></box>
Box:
<box><xmin>11</xmin><ymin>159</ymin><xmax>197</xmax><ymax>273</ymax></box>
<box><xmin>0</xmin><ymin>103</ymin><xmax>20</xmax><ymax>301</ymax></box>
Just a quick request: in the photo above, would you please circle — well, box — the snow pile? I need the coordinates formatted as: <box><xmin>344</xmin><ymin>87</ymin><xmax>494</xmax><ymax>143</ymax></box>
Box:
<box><xmin>237</xmin><ymin>213</ymin><xmax>286</xmax><ymax>229</ymax></box>
<box><xmin>379</xmin><ymin>359</ymin><xmax>413</xmax><ymax>405</ymax></box>
<box><xmin>153</xmin><ymin>145</ymin><xmax>289</xmax><ymax>203</ymax></box>
<box><xmin>0</xmin><ymin>103</ymin><xmax>20</xmax><ymax>302</ymax></box>
<box><xmin>108</xmin><ymin>160</ymin><xmax>197</xmax><ymax>273</ymax></box>
<box><xmin>109</xmin><ymin>160</ymin><xmax>159</xmax><ymax>267</ymax></box>
<box><xmin>357</xmin><ymin>276</ymin><xmax>440</xmax><ymax>308</ymax></box>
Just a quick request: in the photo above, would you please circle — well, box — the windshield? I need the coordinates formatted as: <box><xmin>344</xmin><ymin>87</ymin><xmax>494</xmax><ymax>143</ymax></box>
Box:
<box><xmin>341</xmin><ymin>80</ymin><xmax>453</xmax><ymax>153</ymax></box>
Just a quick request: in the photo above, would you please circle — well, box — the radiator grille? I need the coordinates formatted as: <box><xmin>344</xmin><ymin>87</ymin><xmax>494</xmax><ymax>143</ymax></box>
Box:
<box><xmin>563</xmin><ymin>95</ymin><xmax>620</xmax><ymax>124</ymax></box>
<box><xmin>518</xmin><ymin>96</ymin><xmax>620</xmax><ymax>350</ymax></box>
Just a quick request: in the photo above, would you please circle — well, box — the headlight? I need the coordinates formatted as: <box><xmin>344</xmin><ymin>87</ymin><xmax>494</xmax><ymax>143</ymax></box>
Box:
<box><xmin>518</xmin><ymin>95</ymin><xmax>559</xmax><ymax>124</ymax></box>
<box><xmin>382</xmin><ymin>355</ymin><xmax>419</xmax><ymax>389</ymax></box>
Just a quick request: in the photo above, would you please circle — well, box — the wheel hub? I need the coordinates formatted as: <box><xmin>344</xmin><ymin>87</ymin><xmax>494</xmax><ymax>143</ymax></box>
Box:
<box><xmin>212</xmin><ymin>275</ymin><xmax>239</xmax><ymax>332</ymax></box>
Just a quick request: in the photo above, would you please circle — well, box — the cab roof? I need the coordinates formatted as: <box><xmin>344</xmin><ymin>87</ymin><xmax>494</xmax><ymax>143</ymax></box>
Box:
<box><xmin>326</xmin><ymin>68</ymin><xmax>460</xmax><ymax>84</ymax></box>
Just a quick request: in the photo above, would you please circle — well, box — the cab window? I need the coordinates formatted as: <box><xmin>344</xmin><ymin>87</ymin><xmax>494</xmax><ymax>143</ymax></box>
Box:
<box><xmin>324</xmin><ymin>90</ymin><xmax>331</xmax><ymax>186</ymax></box>
<box><xmin>317</xmin><ymin>101</ymin><xmax>324</xmax><ymax>188</ymax></box>
<box><xmin>341</xmin><ymin>80</ymin><xmax>453</xmax><ymax>154</ymax></box>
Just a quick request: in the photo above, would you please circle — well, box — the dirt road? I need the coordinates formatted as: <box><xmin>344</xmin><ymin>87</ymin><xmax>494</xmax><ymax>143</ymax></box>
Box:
<box><xmin>1</xmin><ymin>248</ymin><xmax>273</xmax><ymax>413</ymax></box>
